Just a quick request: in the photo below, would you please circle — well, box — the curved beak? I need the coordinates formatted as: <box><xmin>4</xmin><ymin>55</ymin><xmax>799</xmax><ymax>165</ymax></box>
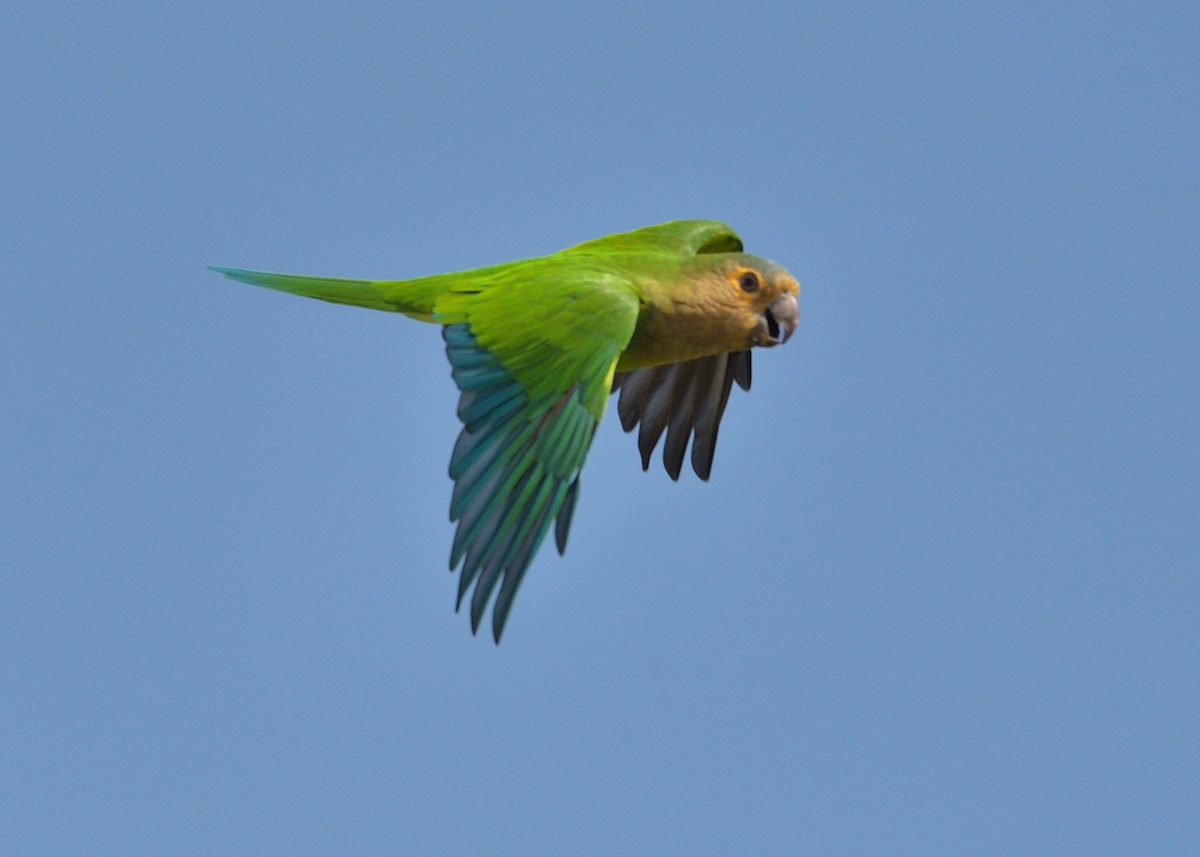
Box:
<box><xmin>756</xmin><ymin>292</ymin><xmax>799</xmax><ymax>346</ymax></box>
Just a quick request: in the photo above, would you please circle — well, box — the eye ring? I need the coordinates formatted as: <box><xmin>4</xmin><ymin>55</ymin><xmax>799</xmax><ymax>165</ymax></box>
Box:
<box><xmin>738</xmin><ymin>271</ymin><xmax>760</xmax><ymax>293</ymax></box>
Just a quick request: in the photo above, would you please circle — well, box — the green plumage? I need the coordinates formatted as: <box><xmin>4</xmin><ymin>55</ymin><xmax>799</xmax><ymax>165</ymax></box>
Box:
<box><xmin>212</xmin><ymin>220</ymin><xmax>800</xmax><ymax>641</ymax></box>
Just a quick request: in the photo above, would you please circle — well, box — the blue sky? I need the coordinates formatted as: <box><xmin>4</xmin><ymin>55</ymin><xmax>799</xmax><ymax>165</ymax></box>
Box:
<box><xmin>3</xmin><ymin>1</ymin><xmax>1198</xmax><ymax>854</ymax></box>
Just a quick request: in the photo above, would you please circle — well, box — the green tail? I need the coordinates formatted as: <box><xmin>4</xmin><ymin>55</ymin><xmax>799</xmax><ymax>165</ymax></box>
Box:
<box><xmin>210</xmin><ymin>266</ymin><xmax>464</xmax><ymax>322</ymax></box>
<box><xmin>211</xmin><ymin>258</ymin><xmax>536</xmax><ymax>323</ymax></box>
<box><xmin>210</xmin><ymin>266</ymin><xmax>397</xmax><ymax>311</ymax></box>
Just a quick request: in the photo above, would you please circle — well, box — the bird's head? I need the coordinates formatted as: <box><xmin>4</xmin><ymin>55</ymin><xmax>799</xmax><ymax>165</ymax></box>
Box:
<box><xmin>682</xmin><ymin>253</ymin><xmax>800</xmax><ymax>351</ymax></box>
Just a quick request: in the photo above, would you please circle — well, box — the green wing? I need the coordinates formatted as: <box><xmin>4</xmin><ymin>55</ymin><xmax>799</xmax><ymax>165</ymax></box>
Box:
<box><xmin>561</xmin><ymin>219</ymin><xmax>743</xmax><ymax>257</ymax></box>
<box><xmin>434</xmin><ymin>261</ymin><xmax>640</xmax><ymax>641</ymax></box>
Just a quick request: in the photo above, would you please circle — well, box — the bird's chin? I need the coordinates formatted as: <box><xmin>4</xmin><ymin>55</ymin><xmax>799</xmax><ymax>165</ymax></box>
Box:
<box><xmin>749</xmin><ymin>294</ymin><xmax>799</xmax><ymax>347</ymax></box>
<box><xmin>749</xmin><ymin>307</ymin><xmax>784</xmax><ymax>347</ymax></box>
<box><xmin>749</xmin><ymin>328</ymin><xmax>779</xmax><ymax>348</ymax></box>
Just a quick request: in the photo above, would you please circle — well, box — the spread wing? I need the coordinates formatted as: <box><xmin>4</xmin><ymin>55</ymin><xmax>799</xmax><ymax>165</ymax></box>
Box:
<box><xmin>611</xmin><ymin>351</ymin><xmax>752</xmax><ymax>481</ymax></box>
<box><xmin>435</xmin><ymin>263</ymin><xmax>639</xmax><ymax>641</ymax></box>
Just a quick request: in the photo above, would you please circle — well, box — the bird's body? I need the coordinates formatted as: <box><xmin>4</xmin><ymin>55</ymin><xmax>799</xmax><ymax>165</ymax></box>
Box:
<box><xmin>213</xmin><ymin>220</ymin><xmax>800</xmax><ymax>640</ymax></box>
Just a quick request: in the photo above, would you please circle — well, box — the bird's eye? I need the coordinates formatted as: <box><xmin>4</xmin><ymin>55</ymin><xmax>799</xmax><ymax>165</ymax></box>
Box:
<box><xmin>738</xmin><ymin>271</ymin><xmax>760</xmax><ymax>293</ymax></box>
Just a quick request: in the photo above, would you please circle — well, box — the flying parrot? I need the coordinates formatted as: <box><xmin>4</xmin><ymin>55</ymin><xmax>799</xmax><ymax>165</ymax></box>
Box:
<box><xmin>212</xmin><ymin>220</ymin><xmax>800</xmax><ymax>641</ymax></box>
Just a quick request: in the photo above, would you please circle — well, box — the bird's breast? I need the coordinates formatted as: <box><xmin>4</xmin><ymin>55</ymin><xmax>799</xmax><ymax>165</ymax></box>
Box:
<box><xmin>615</xmin><ymin>300</ymin><xmax>747</xmax><ymax>371</ymax></box>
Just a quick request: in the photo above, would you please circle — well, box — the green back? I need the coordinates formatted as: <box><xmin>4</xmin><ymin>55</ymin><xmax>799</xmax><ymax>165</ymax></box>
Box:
<box><xmin>562</xmin><ymin>219</ymin><xmax>742</xmax><ymax>257</ymax></box>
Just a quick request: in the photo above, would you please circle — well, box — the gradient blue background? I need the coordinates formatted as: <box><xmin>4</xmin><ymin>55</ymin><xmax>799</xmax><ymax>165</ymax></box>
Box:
<box><xmin>3</xmin><ymin>2</ymin><xmax>1197</xmax><ymax>854</ymax></box>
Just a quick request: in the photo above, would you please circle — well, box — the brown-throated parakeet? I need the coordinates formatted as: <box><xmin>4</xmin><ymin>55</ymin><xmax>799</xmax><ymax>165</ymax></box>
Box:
<box><xmin>212</xmin><ymin>220</ymin><xmax>800</xmax><ymax>641</ymax></box>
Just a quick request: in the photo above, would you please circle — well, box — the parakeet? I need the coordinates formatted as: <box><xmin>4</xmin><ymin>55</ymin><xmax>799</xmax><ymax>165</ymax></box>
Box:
<box><xmin>212</xmin><ymin>220</ymin><xmax>799</xmax><ymax>641</ymax></box>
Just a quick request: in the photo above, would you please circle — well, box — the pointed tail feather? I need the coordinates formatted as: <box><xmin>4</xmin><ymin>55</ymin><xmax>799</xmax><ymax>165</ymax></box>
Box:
<box><xmin>209</xmin><ymin>266</ymin><xmax>407</xmax><ymax>313</ymax></box>
<box><xmin>212</xmin><ymin>257</ymin><xmax>533</xmax><ymax>323</ymax></box>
